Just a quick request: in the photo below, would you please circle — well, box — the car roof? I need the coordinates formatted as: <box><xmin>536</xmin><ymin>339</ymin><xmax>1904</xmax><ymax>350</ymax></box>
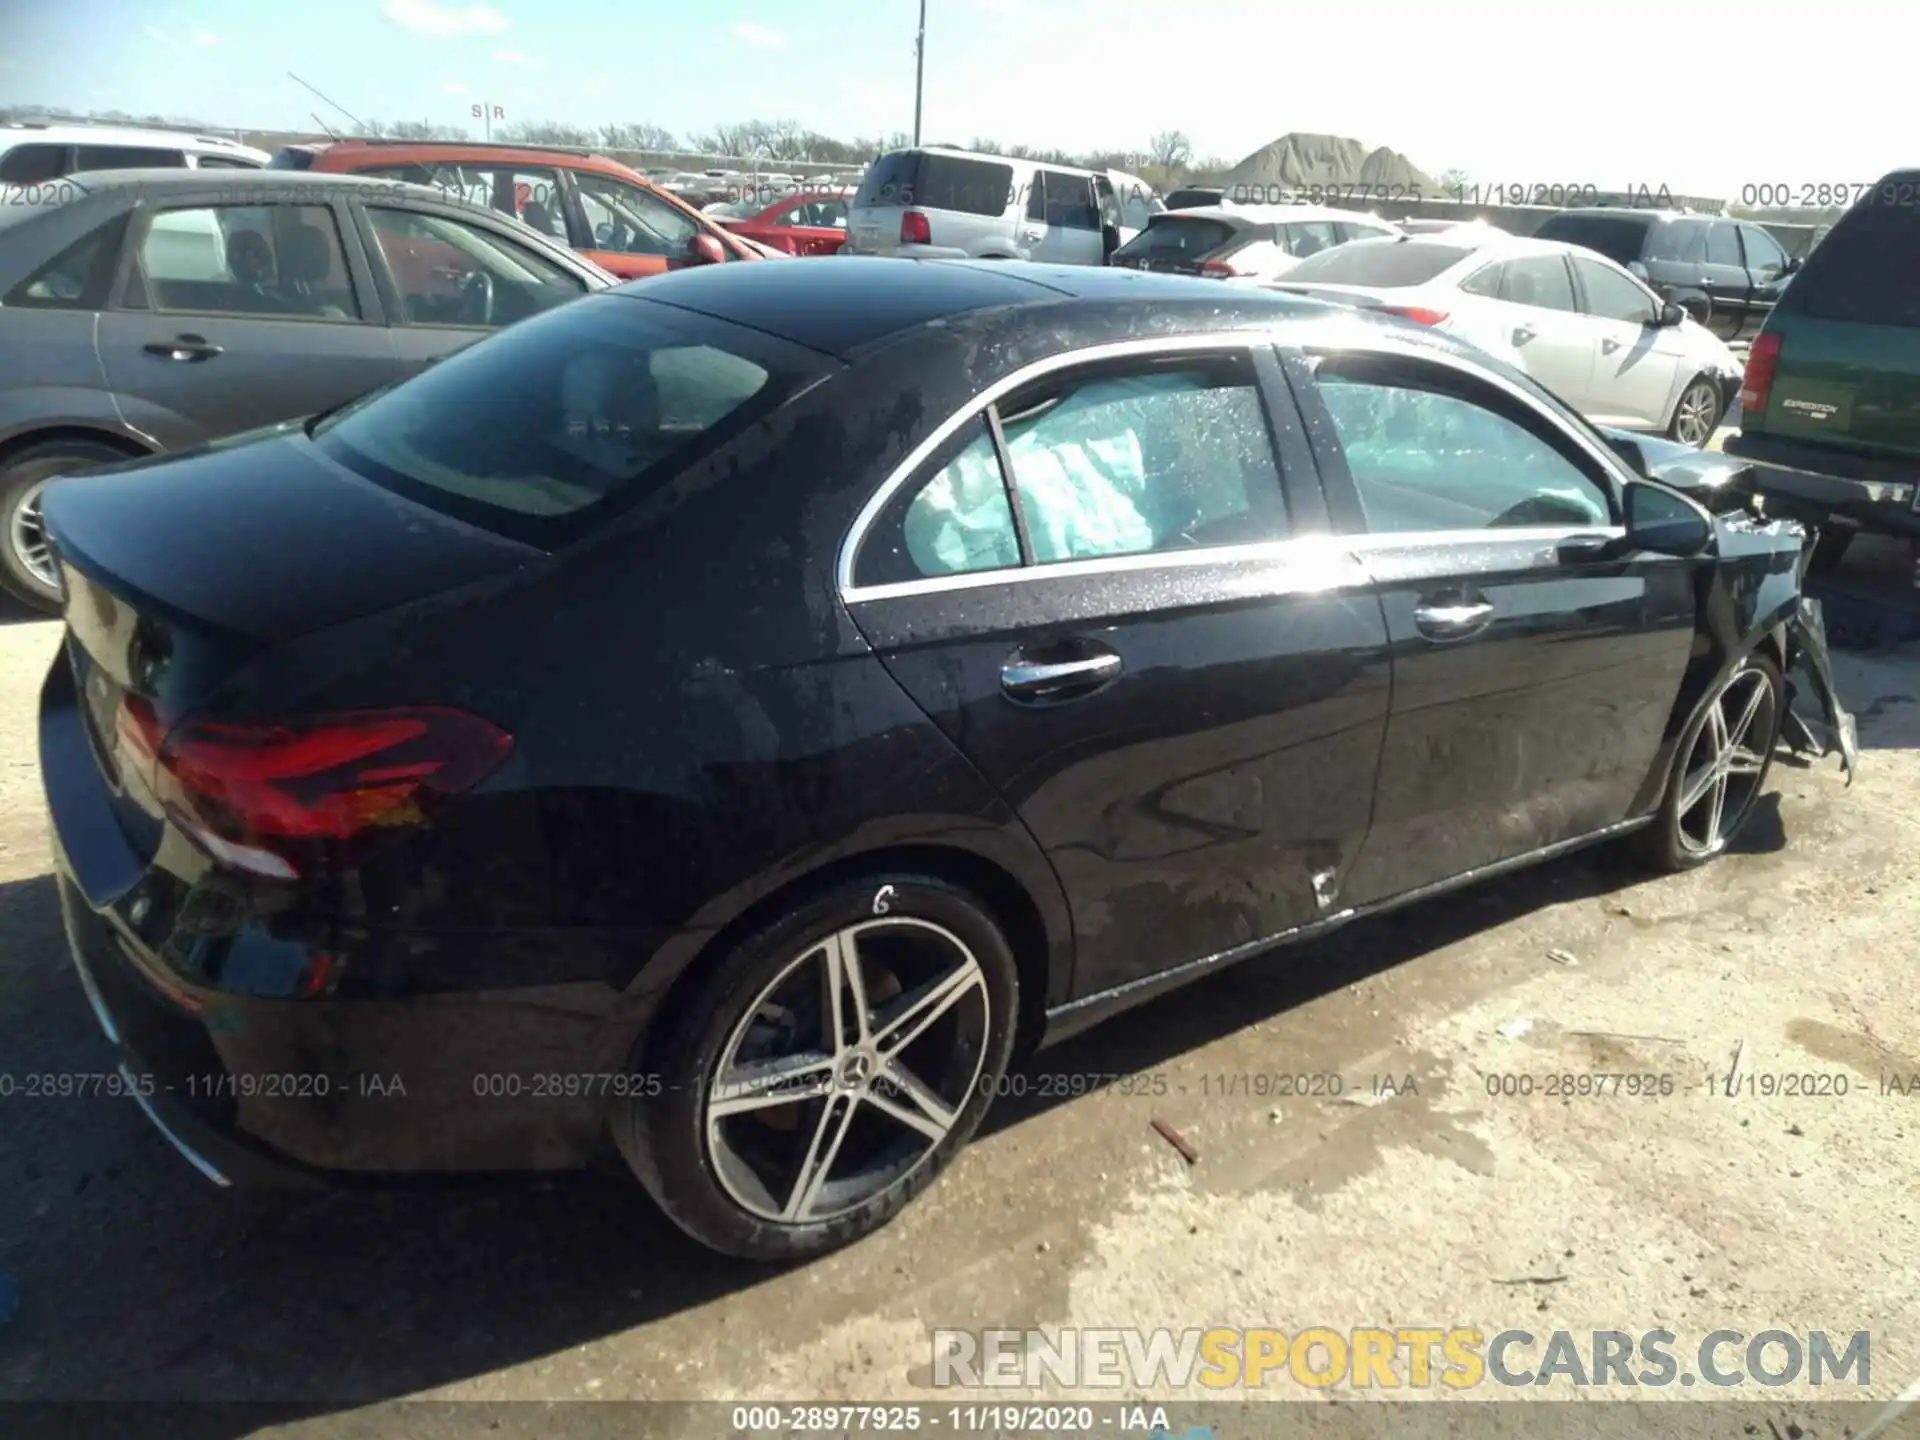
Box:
<box><xmin>1</xmin><ymin>123</ymin><xmax>268</xmax><ymax>160</ymax></box>
<box><xmin>1540</xmin><ymin>207</ymin><xmax>1688</xmax><ymax>223</ymax></box>
<box><xmin>1214</xmin><ymin>202</ymin><xmax>1397</xmax><ymax>226</ymax></box>
<box><xmin>618</xmin><ymin>256</ymin><xmax>1333</xmax><ymax>357</ymax></box>
<box><xmin>888</xmin><ymin>145</ymin><xmax>1096</xmax><ymax>176</ymax></box>
<box><xmin>298</xmin><ymin>138</ymin><xmax>632</xmax><ymax>173</ymax></box>
<box><xmin>52</xmin><ymin>168</ymin><xmax>447</xmax><ymax>198</ymax></box>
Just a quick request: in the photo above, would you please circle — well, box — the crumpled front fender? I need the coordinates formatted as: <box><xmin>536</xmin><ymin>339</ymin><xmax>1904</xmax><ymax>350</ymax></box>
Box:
<box><xmin>1783</xmin><ymin>595</ymin><xmax>1859</xmax><ymax>784</ymax></box>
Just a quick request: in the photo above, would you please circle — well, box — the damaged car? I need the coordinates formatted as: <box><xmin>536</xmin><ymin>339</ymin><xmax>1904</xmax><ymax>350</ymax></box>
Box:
<box><xmin>38</xmin><ymin>259</ymin><xmax>1855</xmax><ymax>1264</ymax></box>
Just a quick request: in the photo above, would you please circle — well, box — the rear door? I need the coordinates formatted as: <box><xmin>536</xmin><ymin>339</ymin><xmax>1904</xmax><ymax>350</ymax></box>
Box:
<box><xmin>1454</xmin><ymin>253</ymin><xmax>1596</xmax><ymax>410</ymax></box>
<box><xmin>1028</xmin><ymin>171</ymin><xmax>1104</xmax><ymax>265</ymax></box>
<box><xmin>350</xmin><ymin>199</ymin><xmax>595</xmax><ymax>376</ymax></box>
<box><xmin>95</xmin><ymin>195</ymin><xmax>397</xmax><ymax>449</ymax></box>
<box><xmin>1698</xmin><ymin>221</ymin><xmax>1752</xmax><ymax>341</ymax></box>
<box><xmin>841</xmin><ymin>341</ymin><xmax>1392</xmax><ymax>995</ymax></box>
<box><xmin>1735</xmin><ymin>223</ymin><xmax>1793</xmax><ymax>340</ymax></box>
<box><xmin>1568</xmin><ymin>254</ymin><xmax>1686</xmax><ymax>429</ymax></box>
<box><xmin>1288</xmin><ymin>344</ymin><xmax>1698</xmax><ymax>903</ymax></box>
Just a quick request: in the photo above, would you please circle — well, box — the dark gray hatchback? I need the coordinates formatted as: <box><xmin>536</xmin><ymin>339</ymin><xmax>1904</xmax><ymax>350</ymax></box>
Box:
<box><xmin>0</xmin><ymin>168</ymin><xmax>611</xmax><ymax>609</ymax></box>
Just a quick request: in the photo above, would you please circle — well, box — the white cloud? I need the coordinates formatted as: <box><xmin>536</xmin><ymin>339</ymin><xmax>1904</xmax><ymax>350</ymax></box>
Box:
<box><xmin>383</xmin><ymin>0</ymin><xmax>509</xmax><ymax>39</ymax></box>
<box><xmin>731</xmin><ymin>21</ymin><xmax>785</xmax><ymax>48</ymax></box>
<box><xmin>493</xmin><ymin>48</ymin><xmax>527</xmax><ymax>62</ymax></box>
<box><xmin>192</xmin><ymin>30</ymin><xmax>221</xmax><ymax>45</ymax></box>
<box><xmin>443</xmin><ymin>81</ymin><xmax>468</xmax><ymax>93</ymax></box>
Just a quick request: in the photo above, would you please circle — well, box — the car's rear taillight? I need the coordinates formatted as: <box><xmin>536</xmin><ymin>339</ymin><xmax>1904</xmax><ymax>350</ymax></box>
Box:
<box><xmin>900</xmin><ymin>210</ymin><xmax>931</xmax><ymax>245</ymax></box>
<box><xmin>1740</xmin><ymin>332</ymin><xmax>1782</xmax><ymax>413</ymax></box>
<box><xmin>1381</xmin><ymin>306</ymin><xmax>1450</xmax><ymax>326</ymax></box>
<box><xmin>134</xmin><ymin>704</ymin><xmax>513</xmax><ymax>879</ymax></box>
<box><xmin>1199</xmin><ymin>259</ymin><xmax>1242</xmax><ymax>278</ymax></box>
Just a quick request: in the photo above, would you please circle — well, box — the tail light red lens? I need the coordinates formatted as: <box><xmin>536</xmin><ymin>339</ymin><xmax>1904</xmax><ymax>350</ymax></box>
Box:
<box><xmin>1740</xmin><ymin>332</ymin><xmax>1781</xmax><ymax>413</ymax></box>
<box><xmin>900</xmin><ymin>210</ymin><xmax>931</xmax><ymax>246</ymax></box>
<box><xmin>1198</xmin><ymin>259</ymin><xmax>1241</xmax><ymax>278</ymax></box>
<box><xmin>133</xmin><ymin>704</ymin><xmax>512</xmax><ymax>878</ymax></box>
<box><xmin>1381</xmin><ymin>306</ymin><xmax>1450</xmax><ymax>326</ymax></box>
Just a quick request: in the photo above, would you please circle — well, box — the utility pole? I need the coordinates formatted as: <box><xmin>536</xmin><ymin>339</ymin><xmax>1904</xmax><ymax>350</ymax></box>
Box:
<box><xmin>912</xmin><ymin>0</ymin><xmax>926</xmax><ymax>146</ymax></box>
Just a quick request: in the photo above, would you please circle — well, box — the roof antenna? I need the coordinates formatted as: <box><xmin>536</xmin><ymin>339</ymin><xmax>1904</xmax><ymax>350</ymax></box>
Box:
<box><xmin>287</xmin><ymin>71</ymin><xmax>366</xmax><ymax>133</ymax></box>
<box><xmin>310</xmin><ymin>111</ymin><xmax>341</xmax><ymax>141</ymax></box>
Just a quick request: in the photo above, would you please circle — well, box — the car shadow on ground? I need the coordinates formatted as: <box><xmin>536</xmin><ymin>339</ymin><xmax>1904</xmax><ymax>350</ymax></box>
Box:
<box><xmin>0</xmin><ymin>595</ymin><xmax>51</xmax><ymax>628</ymax></box>
<box><xmin>0</xmin><ymin>832</ymin><xmax>1674</xmax><ymax>1423</ymax></box>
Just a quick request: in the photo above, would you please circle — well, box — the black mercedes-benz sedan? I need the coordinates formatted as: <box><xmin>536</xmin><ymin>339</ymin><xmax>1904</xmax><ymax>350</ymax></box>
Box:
<box><xmin>40</xmin><ymin>257</ymin><xmax>1845</xmax><ymax>1260</ymax></box>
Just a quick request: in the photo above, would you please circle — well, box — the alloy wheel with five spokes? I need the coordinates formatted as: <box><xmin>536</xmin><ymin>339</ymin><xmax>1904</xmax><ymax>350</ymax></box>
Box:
<box><xmin>1671</xmin><ymin>379</ymin><xmax>1722</xmax><ymax>448</ymax></box>
<box><xmin>1674</xmin><ymin>662</ymin><xmax>1777</xmax><ymax>857</ymax></box>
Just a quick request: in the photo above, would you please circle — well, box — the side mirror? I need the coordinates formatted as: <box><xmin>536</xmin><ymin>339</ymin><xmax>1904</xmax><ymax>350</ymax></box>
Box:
<box><xmin>1656</xmin><ymin>301</ymin><xmax>1686</xmax><ymax>327</ymax></box>
<box><xmin>687</xmin><ymin>233</ymin><xmax>728</xmax><ymax>266</ymax></box>
<box><xmin>1784</xmin><ymin>254</ymin><xmax>1803</xmax><ymax>274</ymax></box>
<box><xmin>1624</xmin><ymin>478</ymin><xmax>1712</xmax><ymax>557</ymax></box>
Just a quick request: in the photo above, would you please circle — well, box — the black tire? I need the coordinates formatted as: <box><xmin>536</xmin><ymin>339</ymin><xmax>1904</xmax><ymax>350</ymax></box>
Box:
<box><xmin>1806</xmin><ymin>525</ymin><xmax>1855</xmax><ymax>575</ymax></box>
<box><xmin>1667</xmin><ymin>375</ymin><xmax>1723</xmax><ymax>448</ymax></box>
<box><xmin>0</xmin><ymin>437</ymin><xmax>139</xmax><ymax>611</ymax></box>
<box><xmin>1633</xmin><ymin>651</ymin><xmax>1784</xmax><ymax>873</ymax></box>
<box><xmin>613</xmin><ymin>873</ymin><xmax>1020</xmax><ymax>1260</ymax></box>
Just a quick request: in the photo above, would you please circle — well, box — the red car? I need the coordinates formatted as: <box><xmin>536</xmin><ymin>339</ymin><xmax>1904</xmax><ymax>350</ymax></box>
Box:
<box><xmin>269</xmin><ymin>140</ymin><xmax>783</xmax><ymax>279</ymax></box>
<box><xmin>713</xmin><ymin>189</ymin><xmax>852</xmax><ymax>255</ymax></box>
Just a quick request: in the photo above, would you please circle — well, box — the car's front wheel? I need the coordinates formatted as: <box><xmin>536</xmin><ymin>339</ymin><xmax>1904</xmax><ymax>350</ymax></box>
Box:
<box><xmin>0</xmin><ymin>438</ymin><xmax>138</xmax><ymax>610</ymax></box>
<box><xmin>1635</xmin><ymin>651</ymin><xmax>1784</xmax><ymax>872</ymax></box>
<box><xmin>614</xmin><ymin>874</ymin><xmax>1019</xmax><ymax>1260</ymax></box>
<box><xmin>1668</xmin><ymin>376</ymin><xmax>1723</xmax><ymax>448</ymax></box>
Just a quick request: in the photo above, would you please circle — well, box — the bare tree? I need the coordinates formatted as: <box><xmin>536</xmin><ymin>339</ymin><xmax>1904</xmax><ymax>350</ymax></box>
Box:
<box><xmin>600</xmin><ymin>122</ymin><xmax>679</xmax><ymax>150</ymax></box>
<box><xmin>1147</xmin><ymin>129</ymin><xmax>1192</xmax><ymax>175</ymax></box>
<box><xmin>388</xmin><ymin>118</ymin><xmax>470</xmax><ymax>141</ymax></box>
<box><xmin>497</xmin><ymin>119</ymin><xmax>594</xmax><ymax>146</ymax></box>
<box><xmin>1437</xmin><ymin>167</ymin><xmax>1471</xmax><ymax>193</ymax></box>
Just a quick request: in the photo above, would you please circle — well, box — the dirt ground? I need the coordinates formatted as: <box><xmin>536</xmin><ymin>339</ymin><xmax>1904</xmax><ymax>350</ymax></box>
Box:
<box><xmin>2</xmin><ymin>544</ymin><xmax>1918</xmax><ymax>1438</ymax></box>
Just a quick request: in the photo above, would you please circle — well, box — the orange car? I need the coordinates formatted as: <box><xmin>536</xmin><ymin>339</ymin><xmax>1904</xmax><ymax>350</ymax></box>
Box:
<box><xmin>267</xmin><ymin>139</ymin><xmax>778</xmax><ymax>279</ymax></box>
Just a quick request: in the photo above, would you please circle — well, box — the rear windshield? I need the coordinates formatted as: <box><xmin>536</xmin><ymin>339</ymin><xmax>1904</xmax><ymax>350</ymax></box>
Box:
<box><xmin>1791</xmin><ymin>182</ymin><xmax>1920</xmax><ymax>327</ymax></box>
<box><xmin>1164</xmin><ymin>189</ymin><xmax>1223</xmax><ymax>209</ymax></box>
<box><xmin>1283</xmin><ymin>238</ymin><xmax>1471</xmax><ymax>286</ymax></box>
<box><xmin>854</xmin><ymin>151</ymin><xmax>1012</xmax><ymax>217</ymax></box>
<box><xmin>311</xmin><ymin>295</ymin><xmax>824</xmax><ymax>546</ymax></box>
<box><xmin>1112</xmin><ymin>215</ymin><xmax>1236</xmax><ymax>260</ymax></box>
<box><xmin>1530</xmin><ymin>214</ymin><xmax>1650</xmax><ymax>266</ymax></box>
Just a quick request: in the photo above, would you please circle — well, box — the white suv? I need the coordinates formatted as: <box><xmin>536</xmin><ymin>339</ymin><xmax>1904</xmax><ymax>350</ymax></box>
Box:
<box><xmin>0</xmin><ymin>123</ymin><xmax>269</xmax><ymax>183</ymax></box>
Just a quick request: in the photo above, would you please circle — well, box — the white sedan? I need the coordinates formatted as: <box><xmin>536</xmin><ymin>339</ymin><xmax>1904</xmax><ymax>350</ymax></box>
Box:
<box><xmin>1269</xmin><ymin>233</ymin><xmax>1743</xmax><ymax>445</ymax></box>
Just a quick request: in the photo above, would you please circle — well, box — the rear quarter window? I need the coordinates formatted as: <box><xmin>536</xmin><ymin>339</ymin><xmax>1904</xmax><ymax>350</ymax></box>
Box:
<box><xmin>310</xmin><ymin>294</ymin><xmax>829</xmax><ymax>546</ymax></box>
<box><xmin>1789</xmin><ymin>183</ymin><xmax>1920</xmax><ymax>327</ymax></box>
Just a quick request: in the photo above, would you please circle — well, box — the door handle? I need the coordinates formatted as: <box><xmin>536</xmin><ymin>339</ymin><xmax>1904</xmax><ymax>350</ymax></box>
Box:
<box><xmin>142</xmin><ymin>335</ymin><xmax>223</xmax><ymax>362</ymax></box>
<box><xmin>1412</xmin><ymin>598</ymin><xmax>1495</xmax><ymax>641</ymax></box>
<box><xmin>1600</xmin><ymin>337</ymin><xmax>1621</xmax><ymax>355</ymax></box>
<box><xmin>1000</xmin><ymin>651</ymin><xmax>1121</xmax><ymax>702</ymax></box>
<box><xmin>1020</xmin><ymin>227</ymin><xmax>1043</xmax><ymax>241</ymax></box>
<box><xmin>1511</xmin><ymin>326</ymin><xmax>1535</xmax><ymax>343</ymax></box>
<box><xmin>1558</xmin><ymin>531</ymin><xmax>1628</xmax><ymax>563</ymax></box>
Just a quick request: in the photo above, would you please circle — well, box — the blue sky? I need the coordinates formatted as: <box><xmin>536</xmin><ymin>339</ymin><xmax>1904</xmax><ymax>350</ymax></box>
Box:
<box><xmin>0</xmin><ymin>0</ymin><xmax>1905</xmax><ymax>196</ymax></box>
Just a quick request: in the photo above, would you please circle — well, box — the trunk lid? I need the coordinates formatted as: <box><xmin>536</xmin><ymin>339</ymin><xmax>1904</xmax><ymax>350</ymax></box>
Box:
<box><xmin>41</xmin><ymin>434</ymin><xmax>536</xmax><ymax>869</ymax></box>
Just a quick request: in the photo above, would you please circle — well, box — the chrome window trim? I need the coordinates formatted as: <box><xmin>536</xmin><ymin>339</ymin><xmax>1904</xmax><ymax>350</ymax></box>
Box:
<box><xmin>836</xmin><ymin>322</ymin><xmax>1641</xmax><ymax>607</ymax></box>
<box><xmin>836</xmin><ymin>330</ymin><xmax>1286</xmax><ymax>600</ymax></box>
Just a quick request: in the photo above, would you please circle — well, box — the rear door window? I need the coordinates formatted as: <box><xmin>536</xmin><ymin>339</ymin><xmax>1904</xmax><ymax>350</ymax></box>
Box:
<box><xmin>1703</xmin><ymin>223</ymin><xmax>1742</xmax><ymax>266</ymax></box>
<box><xmin>1645</xmin><ymin>219</ymin><xmax>1704</xmax><ymax>263</ymax></box>
<box><xmin>0</xmin><ymin>144</ymin><xmax>70</xmax><ymax>184</ymax></box>
<box><xmin>1284</xmin><ymin>221</ymin><xmax>1340</xmax><ymax>257</ymax></box>
<box><xmin>72</xmin><ymin>145</ymin><xmax>188</xmax><ymax>171</ymax></box>
<box><xmin>137</xmin><ymin>203</ymin><xmax>361</xmax><ymax>319</ymax></box>
<box><xmin>1791</xmin><ymin>182</ymin><xmax>1920</xmax><ymax>327</ymax></box>
<box><xmin>1499</xmin><ymin>255</ymin><xmax>1578</xmax><ymax>312</ymax></box>
<box><xmin>312</xmin><ymin>295</ymin><xmax>825</xmax><ymax>545</ymax></box>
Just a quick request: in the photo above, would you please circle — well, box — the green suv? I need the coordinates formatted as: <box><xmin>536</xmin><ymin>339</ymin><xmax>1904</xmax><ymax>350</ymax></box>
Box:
<box><xmin>1725</xmin><ymin>170</ymin><xmax>1920</xmax><ymax>570</ymax></box>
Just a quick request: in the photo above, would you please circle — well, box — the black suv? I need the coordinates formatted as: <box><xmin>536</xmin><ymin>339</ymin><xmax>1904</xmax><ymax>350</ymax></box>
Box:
<box><xmin>1532</xmin><ymin>208</ymin><xmax>1800</xmax><ymax>343</ymax></box>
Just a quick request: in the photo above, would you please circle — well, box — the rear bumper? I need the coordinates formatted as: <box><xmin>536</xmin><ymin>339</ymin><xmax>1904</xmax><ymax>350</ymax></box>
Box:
<box><xmin>1723</xmin><ymin>430</ymin><xmax>1920</xmax><ymax>536</ymax></box>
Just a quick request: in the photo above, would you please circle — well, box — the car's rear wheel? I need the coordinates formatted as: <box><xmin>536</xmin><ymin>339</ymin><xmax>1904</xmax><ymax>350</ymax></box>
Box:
<box><xmin>0</xmin><ymin>438</ymin><xmax>138</xmax><ymax>610</ymax></box>
<box><xmin>1668</xmin><ymin>376</ymin><xmax>1723</xmax><ymax>448</ymax></box>
<box><xmin>614</xmin><ymin>873</ymin><xmax>1019</xmax><ymax>1260</ymax></box>
<box><xmin>1634</xmin><ymin>651</ymin><xmax>1784</xmax><ymax>872</ymax></box>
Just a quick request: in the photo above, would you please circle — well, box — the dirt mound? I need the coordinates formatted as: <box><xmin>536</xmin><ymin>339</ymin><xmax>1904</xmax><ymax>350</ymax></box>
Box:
<box><xmin>1223</xmin><ymin>132</ymin><xmax>1436</xmax><ymax>192</ymax></box>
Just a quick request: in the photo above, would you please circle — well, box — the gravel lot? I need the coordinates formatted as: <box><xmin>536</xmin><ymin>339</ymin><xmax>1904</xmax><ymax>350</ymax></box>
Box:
<box><xmin>2</xmin><ymin>541</ymin><xmax>1918</xmax><ymax>1437</ymax></box>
